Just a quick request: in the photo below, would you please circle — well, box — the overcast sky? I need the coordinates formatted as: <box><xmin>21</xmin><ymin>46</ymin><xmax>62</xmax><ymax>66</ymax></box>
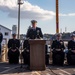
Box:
<box><xmin>0</xmin><ymin>0</ymin><xmax>75</xmax><ymax>34</ymax></box>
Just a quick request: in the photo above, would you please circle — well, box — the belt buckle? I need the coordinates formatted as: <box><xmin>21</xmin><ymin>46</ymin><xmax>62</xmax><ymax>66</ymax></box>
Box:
<box><xmin>56</xmin><ymin>49</ymin><xmax>61</xmax><ymax>51</ymax></box>
<box><xmin>11</xmin><ymin>49</ymin><xmax>17</xmax><ymax>52</ymax></box>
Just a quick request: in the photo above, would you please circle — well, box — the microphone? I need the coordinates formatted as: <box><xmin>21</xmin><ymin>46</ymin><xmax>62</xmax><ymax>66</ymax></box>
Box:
<box><xmin>36</xmin><ymin>30</ymin><xmax>40</xmax><ymax>39</ymax></box>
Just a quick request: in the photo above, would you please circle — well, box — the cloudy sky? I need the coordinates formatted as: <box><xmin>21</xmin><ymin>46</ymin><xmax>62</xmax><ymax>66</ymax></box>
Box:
<box><xmin>0</xmin><ymin>0</ymin><xmax>75</xmax><ymax>34</ymax></box>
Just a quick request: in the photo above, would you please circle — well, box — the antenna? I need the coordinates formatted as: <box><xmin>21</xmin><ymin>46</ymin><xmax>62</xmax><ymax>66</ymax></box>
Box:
<box><xmin>65</xmin><ymin>27</ymin><xmax>67</xmax><ymax>33</ymax></box>
<box><xmin>60</xmin><ymin>28</ymin><xmax>62</xmax><ymax>33</ymax></box>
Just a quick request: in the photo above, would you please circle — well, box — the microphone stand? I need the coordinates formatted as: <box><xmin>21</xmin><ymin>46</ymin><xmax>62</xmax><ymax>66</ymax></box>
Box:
<box><xmin>20</xmin><ymin>40</ymin><xmax>23</xmax><ymax>68</ymax></box>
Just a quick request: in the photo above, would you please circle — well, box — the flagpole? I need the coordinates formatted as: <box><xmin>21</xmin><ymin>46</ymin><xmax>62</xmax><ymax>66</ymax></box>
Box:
<box><xmin>56</xmin><ymin>0</ymin><xmax>59</xmax><ymax>33</ymax></box>
<box><xmin>18</xmin><ymin>0</ymin><xmax>23</xmax><ymax>39</ymax></box>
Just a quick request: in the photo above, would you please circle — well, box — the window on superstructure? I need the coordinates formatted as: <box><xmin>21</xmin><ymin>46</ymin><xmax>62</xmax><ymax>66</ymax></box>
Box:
<box><xmin>5</xmin><ymin>32</ymin><xmax>9</xmax><ymax>36</ymax></box>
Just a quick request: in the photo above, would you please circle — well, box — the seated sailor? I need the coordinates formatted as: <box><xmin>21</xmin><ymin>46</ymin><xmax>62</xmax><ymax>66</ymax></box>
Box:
<box><xmin>67</xmin><ymin>33</ymin><xmax>75</xmax><ymax>65</ymax></box>
<box><xmin>51</xmin><ymin>33</ymin><xmax>65</xmax><ymax>66</ymax></box>
<box><xmin>8</xmin><ymin>33</ymin><xmax>20</xmax><ymax>64</ymax></box>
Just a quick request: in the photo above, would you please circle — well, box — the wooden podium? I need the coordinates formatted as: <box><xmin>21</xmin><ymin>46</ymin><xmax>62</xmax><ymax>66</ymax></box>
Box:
<box><xmin>29</xmin><ymin>40</ymin><xmax>46</xmax><ymax>70</ymax></box>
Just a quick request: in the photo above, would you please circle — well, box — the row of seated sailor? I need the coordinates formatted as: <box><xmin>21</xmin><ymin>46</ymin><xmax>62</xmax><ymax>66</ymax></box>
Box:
<box><xmin>7</xmin><ymin>33</ymin><xmax>75</xmax><ymax>66</ymax></box>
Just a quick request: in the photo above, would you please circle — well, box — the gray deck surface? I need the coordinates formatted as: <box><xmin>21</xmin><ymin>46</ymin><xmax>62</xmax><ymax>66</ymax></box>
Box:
<box><xmin>0</xmin><ymin>62</ymin><xmax>75</xmax><ymax>75</ymax></box>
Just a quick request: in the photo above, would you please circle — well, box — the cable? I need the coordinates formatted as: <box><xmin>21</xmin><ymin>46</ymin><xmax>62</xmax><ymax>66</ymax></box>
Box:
<box><xmin>47</xmin><ymin>67</ymin><xmax>58</xmax><ymax>75</ymax></box>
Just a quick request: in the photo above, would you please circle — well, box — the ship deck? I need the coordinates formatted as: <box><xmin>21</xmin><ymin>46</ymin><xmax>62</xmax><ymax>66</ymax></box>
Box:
<box><xmin>0</xmin><ymin>62</ymin><xmax>75</xmax><ymax>75</ymax></box>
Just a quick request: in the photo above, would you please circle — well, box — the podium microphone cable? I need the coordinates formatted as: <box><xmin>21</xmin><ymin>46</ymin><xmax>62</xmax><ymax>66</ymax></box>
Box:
<box><xmin>48</xmin><ymin>67</ymin><xmax>58</xmax><ymax>75</ymax></box>
<box><xmin>20</xmin><ymin>40</ymin><xmax>24</xmax><ymax>68</ymax></box>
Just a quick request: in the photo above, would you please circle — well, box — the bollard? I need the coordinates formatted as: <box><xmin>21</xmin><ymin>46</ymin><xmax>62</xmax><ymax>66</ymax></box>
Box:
<box><xmin>1</xmin><ymin>45</ymin><xmax>7</xmax><ymax>62</ymax></box>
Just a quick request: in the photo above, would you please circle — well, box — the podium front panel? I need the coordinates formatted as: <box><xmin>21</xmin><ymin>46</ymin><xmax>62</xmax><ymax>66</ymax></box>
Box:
<box><xmin>29</xmin><ymin>40</ymin><xmax>46</xmax><ymax>70</ymax></box>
